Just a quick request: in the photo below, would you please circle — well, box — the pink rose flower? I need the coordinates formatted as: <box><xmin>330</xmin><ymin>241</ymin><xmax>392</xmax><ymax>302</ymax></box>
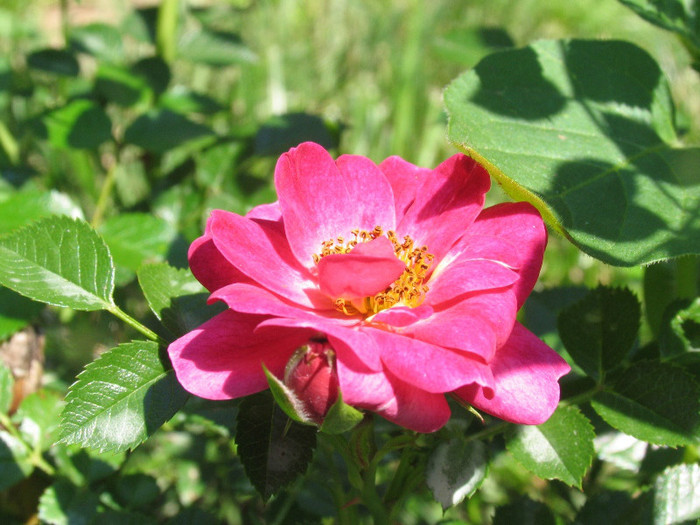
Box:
<box><xmin>168</xmin><ymin>142</ymin><xmax>570</xmax><ymax>433</ymax></box>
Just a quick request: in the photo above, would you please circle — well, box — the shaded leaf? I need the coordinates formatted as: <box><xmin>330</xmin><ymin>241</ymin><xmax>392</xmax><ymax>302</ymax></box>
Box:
<box><xmin>591</xmin><ymin>361</ymin><xmax>700</xmax><ymax>446</ymax></box>
<box><xmin>494</xmin><ymin>496</ymin><xmax>556</xmax><ymax>525</ymax></box>
<box><xmin>0</xmin><ymin>287</ymin><xmax>44</xmax><ymax>342</ymax></box>
<box><xmin>659</xmin><ymin>297</ymin><xmax>700</xmax><ymax>359</ymax></box>
<box><xmin>59</xmin><ymin>341</ymin><xmax>188</xmax><ymax>453</ymax></box>
<box><xmin>0</xmin><ymin>430</ymin><xmax>33</xmax><ymax>491</ymax></box>
<box><xmin>0</xmin><ymin>216</ymin><xmax>115</xmax><ymax>311</ymax></box>
<box><xmin>445</xmin><ymin>39</ymin><xmax>699</xmax><ymax>266</ymax></box>
<box><xmin>14</xmin><ymin>390</ymin><xmax>63</xmax><ymax>451</ymax></box>
<box><xmin>100</xmin><ymin>213</ymin><xmax>175</xmax><ymax>273</ymax></box>
<box><xmin>95</xmin><ymin>63</ymin><xmax>149</xmax><ymax>107</ymax></box>
<box><xmin>426</xmin><ymin>438</ymin><xmax>488</xmax><ymax>510</ymax></box>
<box><xmin>36</xmin><ymin>99</ymin><xmax>112</xmax><ymax>150</ymax></box>
<box><xmin>160</xmin><ymin>87</ymin><xmax>223</xmax><ymax>115</ymax></box>
<box><xmin>236</xmin><ymin>391</ymin><xmax>317</xmax><ymax>501</ymax></box>
<box><xmin>38</xmin><ymin>479</ymin><xmax>99</xmax><ymax>525</ymax></box>
<box><xmin>137</xmin><ymin>262</ymin><xmax>222</xmax><ymax>338</ymax></box>
<box><xmin>653</xmin><ymin>463</ymin><xmax>700</xmax><ymax>524</ymax></box>
<box><xmin>27</xmin><ymin>48</ymin><xmax>79</xmax><ymax>77</ymax></box>
<box><xmin>506</xmin><ymin>405</ymin><xmax>595</xmax><ymax>488</ymax></box>
<box><xmin>124</xmin><ymin>109</ymin><xmax>214</xmax><ymax>153</ymax></box>
<box><xmin>131</xmin><ymin>56</ymin><xmax>171</xmax><ymax>95</ymax></box>
<box><xmin>558</xmin><ymin>286</ymin><xmax>641</xmax><ymax>380</ymax></box>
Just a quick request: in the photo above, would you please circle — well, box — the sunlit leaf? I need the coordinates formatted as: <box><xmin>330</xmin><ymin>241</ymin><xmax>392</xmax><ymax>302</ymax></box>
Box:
<box><xmin>14</xmin><ymin>390</ymin><xmax>64</xmax><ymax>451</ymax></box>
<box><xmin>69</xmin><ymin>23</ymin><xmax>124</xmax><ymax>62</ymax></box>
<box><xmin>38</xmin><ymin>479</ymin><xmax>99</xmax><ymax>525</ymax></box>
<box><xmin>178</xmin><ymin>28</ymin><xmax>257</xmax><ymax>66</ymax></box>
<box><xmin>653</xmin><ymin>463</ymin><xmax>700</xmax><ymax>524</ymax></box>
<box><xmin>59</xmin><ymin>341</ymin><xmax>188</xmax><ymax>453</ymax></box>
<box><xmin>592</xmin><ymin>361</ymin><xmax>700</xmax><ymax>446</ymax></box>
<box><xmin>426</xmin><ymin>438</ymin><xmax>488</xmax><ymax>510</ymax></box>
<box><xmin>0</xmin><ymin>216</ymin><xmax>115</xmax><ymax>311</ymax></box>
<box><xmin>0</xmin><ymin>188</ymin><xmax>84</xmax><ymax>235</ymax></box>
<box><xmin>0</xmin><ymin>363</ymin><xmax>12</xmax><ymax>414</ymax></box>
<box><xmin>446</xmin><ymin>39</ymin><xmax>699</xmax><ymax>266</ymax></box>
<box><xmin>36</xmin><ymin>99</ymin><xmax>112</xmax><ymax>150</ymax></box>
<box><xmin>506</xmin><ymin>405</ymin><xmax>595</xmax><ymax>488</ymax></box>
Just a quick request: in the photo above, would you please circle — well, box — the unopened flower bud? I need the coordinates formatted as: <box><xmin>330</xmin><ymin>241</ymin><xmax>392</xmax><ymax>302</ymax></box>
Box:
<box><xmin>284</xmin><ymin>341</ymin><xmax>339</xmax><ymax>424</ymax></box>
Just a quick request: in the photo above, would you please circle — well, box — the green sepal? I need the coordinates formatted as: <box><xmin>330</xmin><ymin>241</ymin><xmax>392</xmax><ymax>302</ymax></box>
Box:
<box><xmin>263</xmin><ymin>364</ymin><xmax>315</xmax><ymax>426</ymax></box>
<box><xmin>320</xmin><ymin>390</ymin><xmax>364</xmax><ymax>435</ymax></box>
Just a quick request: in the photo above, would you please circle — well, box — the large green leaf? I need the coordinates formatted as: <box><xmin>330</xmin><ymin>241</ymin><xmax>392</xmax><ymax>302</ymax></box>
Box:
<box><xmin>506</xmin><ymin>405</ymin><xmax>595</xmax><ymax>488</ymax></box>
<box><xmin>0</xmin><ymin>188</ymin><xmax>84</xmax><ymax>235</ymax></box>
<box><xmin>236</xmin><ymin>391</ymin><xmax>317</xmax><ymax>501</ymax></box>
<box><xmin>653</xmin><ymin>463</ymin><xmax>700</xmax><ymax>524</ymax></box>
<box><xmin>123</xmin><ymin>109</ymin><xmax>214</xmax><ymax>153</ymax></box>
<box><xmin>558</xmin><ymin>286</ymin><xmax>641</xmax><ymax>381</ymax></box>
<box><xmin>59</xmin><ymin>341</ymin><xmax>188</xmax><ymax>453</ymax></box>
<box><xmin>36</xmin><ymin>99</ymin><xmax>112</xmax><ymax>150</ymax></box>
<box><xmin>591</xmin><ymin>361</ymin><xmax>700</xmax><ymax>446</ymax></box>
<box><xmin>0</xmin><ymin>216</ymin><xmax>115</xmax><ymax>311</ymax></box>
<box><xmin>426</xmin><ymin>438</ymin><xmax>488</xmax><ymax>510</ymax></box>
<box><xmin>446</xmin><ymin>39</ymin><xmax>699</xmax><ymax>266</ymax></box>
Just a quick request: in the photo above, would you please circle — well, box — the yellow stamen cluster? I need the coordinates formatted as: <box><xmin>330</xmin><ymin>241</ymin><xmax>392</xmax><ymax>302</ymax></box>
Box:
<box><xmin>314</xmin><ymin>226</ymin><xmax>434</xmax><ymax>316</ymax></box>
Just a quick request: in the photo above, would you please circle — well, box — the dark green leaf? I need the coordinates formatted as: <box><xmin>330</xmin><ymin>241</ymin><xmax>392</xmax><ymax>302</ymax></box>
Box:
<box><xmin>37</xmin><ymin>99</ymin><xmax>112</xmax><ymax>150</ymax></box>
<box><xmin>69</xmin><ymin>23</ymin><xmax>124</xmax><ymax>62</ymax></box>
<box><xmin>0</xmin><ymin>363</ymin><xmax>12</xmax><ymax>414</ymax></box>
<box><xmin>14</xmin><ymin>390</ymin><xmax>64</xmax><ymax>451</ymax></box>
<box><xmin>0</xmin><ymin>216</ymin><xmax>115</xmax><ymax>311</ymax></box>
<box><xmin>131</xmin><ymin>56</ymin><xmax>171</xmax><ymax>95</ymax></box>
<box><xmin>426</xmin><ymin>438</ymin><xmax>488</xmax><ymax>510</ymax></box>
<box><xmin>558</xmin><ymin>286</ymin><xmax>641</xmax><ymax>380</ymax></box>
<box><xmin>27</xmin><ymin>48</ymin><xmax>79</xmax><ymax>77</ymax></box>
<box><xmin>445</xmin><ymin>39</ymin><xmax>699</xmax><ymax>266</ymax></box>
<box><xmin>506</xmin><ymin>405</ymin><xmax>595</xmax><ymax>488</ymax></box>
<box><xmin>659</xmin><ymin>297</ymin><xmax>700</xmax><ymax>359</ymax></box>
<box><xmin>255</xmin><ymin>113</ymin><xmax>336</xmax><ymax>157</ymax></box>
<box><xmin>575</xmin><ymin>491</ymin><xmax>636</xmax><ymax>525</ymax></box>
<box><xmin>591</xmin><ymin>361</ymin><xmax>700</xmax><ymax>446</ymax></box>
<box><xmin>124</xmin><ymin>109</ymin><xmax>214</xmax><ymax>153</ymax></box>
<box><xmin>0</xmin><ymin>188</ymin><xmax>84</xmax><ymax>235</ymax></box>
<box><xmin>494</xmin><ymin>496</ymin><xmax>556</xmax><ymax>525</ymax></box>
<box><xmin>95</xmin><ymin>63</ymin><xmax>149</xmax><ymax>107</ymax></box>
<box><xmin>0</xmin><ymin>287</ymin><xmax>44</xmax><ymax>342</ymax></box>
<box><xmin>38</xmin><ymin>479</ymin><xmax>99</xmax><ymax>525</ymax></box>
<box><xmin>137</xmin><ymin>262</ymin><xmax>222</xmax><ymax>338</ymax></box>
<box><xmin>100</xmin><ymin>213</ymin><xmax>175</xmax><ymax>274</ymax></box>
<box><xmin>177</xmin><ymin>28</ymin><xmax>257</xmax><ymax>66</ymax></box>
<box><xmin>653</xmin><ymin>463</ymin><xmax>700</xmax><ymax>524</ymax></box>
<box><xmin>59</xmin><ymin>341</ymin><xmax>188</xmax><ymax>453</ymax></box>
<box><xmin>50</xmin><ymin>444</ymin><xmax>126</xmax><ymax>486</ymax></box>
<box><xmin>236</xmin><ymin>391</ymin><xmax>317</xmax><ymax>501</ymax></box>
<box><xmin>0</xmin><ymin>430</ymin><xmax>33</xmax><ymax>491</ymax></box>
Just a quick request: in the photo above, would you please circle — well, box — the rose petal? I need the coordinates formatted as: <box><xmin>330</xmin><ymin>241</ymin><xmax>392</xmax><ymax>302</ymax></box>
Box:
<box><xmin>454</xmin><ymin>323</ymin><xmax>570</xmax><ymax>424</ymax></box>
<box><xmin>209</xmin><ymin>209</ymin><xmax>322</xmax><ymax>307</ymax></box>
<box><xmin>275</xmin><ymin>142</ymin><xmax>396</xmax><ymax>268</ymax></box>
<box><xmin>397</xmin><ymin>154</ymin><xmax>490</xmax><ymax>262</ymax></box>
<box><xmin>379</xmin><ymin>156</ymin><xmax>431</xmax><ymax>218</ymax></box>
<box><xmin>317</xmin><ymin>236</ymin><xmax>406</xmax><ymax>300</ymax></box>
<box><xmin>189</xmin><ymin>234</ymin><xmax>252</xmax><ymax>293</ymax></box>
<box><xmin>426</xmin><ymin>258</ymin><xmax>519</xmax><ymax>306</ymax></box>
<box><xmin>168</xmin><ymin>310</ymin><xmax>314</xmax><ymax>400</ymax></box>
<box><xmin>246</xmin><ymin>201</ymin><xmax>282</xmax><ymax>221</ymax></box>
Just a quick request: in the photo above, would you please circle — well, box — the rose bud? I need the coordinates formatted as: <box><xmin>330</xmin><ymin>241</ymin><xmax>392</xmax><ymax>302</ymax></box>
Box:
<box><xmin>284</xmin><ymin>341</ymin><xmax>339</xmax><ymax>424</ymax></box>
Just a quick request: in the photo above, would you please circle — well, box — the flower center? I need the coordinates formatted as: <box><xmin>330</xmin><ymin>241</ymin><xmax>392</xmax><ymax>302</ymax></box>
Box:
<box><xmin>314</xmin><ymin>226</ymin><xmax>434</xmax><ymax>316</ymax></box>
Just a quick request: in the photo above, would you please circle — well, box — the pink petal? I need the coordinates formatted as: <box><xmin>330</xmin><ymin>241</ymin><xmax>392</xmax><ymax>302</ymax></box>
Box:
<box><xmin>371</xmin><ymin>327</ymin><xmax>495</xmax><ymax>394</ymax></box>
<box><xmin>426</xmin><ymin>258</ymin><xmax>519</xmax><ymax>306</ymax></box>
<box><xmin>167</xmin><ymin>310</ymin><xmax>314</xmax><ymax>400</ymax></box>
<box><xmin>246</xmin><ymin>201</ymin><xmax>282</xmax><ymax>221</ymax></box>
<box><xmin>275</xmin><ymin>142</ymin><xmax>396</xmax><ymax>268</ymax></box>
<box><xmin>463</xmin><ymin>202</ymin><xmax>547</xmax><ymax>308</ymax></box>
<box><xmin>454</xmin><ymin>323</ymin><xmax>570</xmax><ymax>424</ymax></box>
<box><xmin>370</xmin><ymin>305</ymin><xmax>433</xmax><ymax>327</ymax></box>
<box><xmin>209</xmin><ymin>209</ymin><xmax>322</xmax><ymax>307</ymax></box>
<box><xmin>188</xmin><ymin>234</ymin><xmax>252</xmax><ymax>293</ymax></box>
<box><xmin>317</xmin><ymin>236</ymin><xmax>405</xmax><ymax>300</ymax></box>
<box><xmin>397</xmin><ymin>154</ymin><xmax>490</xmax><ymax>262</ymax></box>
<box><xmin>379</xmin><ymin>156</ymin><xmax>431</xmax><ymax>218</ymax></box>
<box><xmin>258</xmin><ymin>316</ymin><xmax>383</xmax><ymax>371</ymax></box>
<box><xmin>334</xmin><ymin>341</ymin><xmax>451</xmax><ymax>433</ymax></box>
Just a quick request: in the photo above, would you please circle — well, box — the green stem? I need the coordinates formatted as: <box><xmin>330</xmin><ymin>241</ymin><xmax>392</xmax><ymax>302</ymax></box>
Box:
<box><xmin>90</xmin><ymin>161</ymin><xmax>117</xmax><ymax>229</ymax></box>
<box><xmin>157</xmin><ymin>0</ymin><xmax>180</xmax><ymax>64</ymax></box>
<box><xmin>107</xmin><ymin>305</ymin><xmax>165</xmax><ymax>346</ymax></box>
<box><xmin>361</xmin><ymin>459</ymin><xmax>390</xmax><ymax>525</ymax></box>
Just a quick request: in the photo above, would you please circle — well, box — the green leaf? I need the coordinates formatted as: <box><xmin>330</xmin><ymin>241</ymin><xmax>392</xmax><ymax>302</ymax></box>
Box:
<box><xmin>659</xmin><ymin>297</ymin><xmax>700</xmax><ymax>359</ymax></box>
<box><xmin>124</xmin><ymin>109</ymin><xmax>214</xmax><ymax>153</ymax></box>
<box><xmin>137</xmin><ymin>262</ymin><xmax>222</xmax><ymax>338</ymax></box>
<box><xmin>131</xmin><ymin>56</ymin><xmax>171</xmax><ymax>95</ymax></box>
<box><xmin>177</xmin><ymin>28</ymin><xmax>257</xmax><ymax>66</ymax></box>
<box><xmin>0</xmin><ymin>216</ymin><xmax>115</xmax><ymax>311</ymax></box>
<box><xmin>236</xmin><ymin>391</ymin><xmax>317</xmax><ymax>501</ymax></box>
<box><xmin>0</xmin><ymin>287</ymin><xmax>44</xmax><ymax>342</ymax></box>
<box><xmin>36</xmin><ymin>99</ymin><xmax>112</xmax><ymax>150</ymax></box>
<box><xmin>255</xmin><ymin>113</ymin><xmax>337</xmax><ymax>157</ymax></box>
<box><xmin>59</xmin><ymin>341</ymin><xmax>188</xmax><ymax>453</ymax></box>
<box><xmin>95</xmin><ymin>63</ymin><xmax>149</xmax><ymax>107</ymax></box>
<box><xmin>506</xmin><ymin>405</ymin><xmax>595</xmax><ymax>488</ymax></box>
<box><xmin>0</xmin><ymin>430</ymin><xmax>33</xmax><ymax>490</ymax></box>
<box><xmin>558</xmin><ymin>286</ymin><xmax>641</xmax><ymax>381</ymax></box>
<box><xmin>445</xmin><ymin>39</ymin><xmax>699</xmax><ymax>266</ymax></box>
<box><xmin>14</xmin><ymin>390</ymin><xmax>64</xmax><ymax>451</ymax></box>
<box><xmin>426</xmin><ymin>438</ymin><xmax>488</xmax><ymax>510</ymax></box>
<box><xmin>0</xmin><ymin>363</ymin><xmax>12</xmax><ymax>414</ymax></box>
<box><xmin>320</xmin><ymin>392</ymin><xmax>364</xmax><ymax>435</ymax></box>
<box><xmin>27</xmin><ymin>48</ymin><xmax>79</xmax><ymax>77</ymax></box>
<box><xmin>494</xmin><ymin>496</ymin><xmax>556</xmax><ymax>525</ymax></box>
<box><xmin>591</xmin><ymin>361</ymin><xmax>700</xmax><ymax>446</ymax></box>
<box><xmin>99</xmin><ymin>213</ymin><xmax>176</xmax><ymax>285</ymax></box>
<box><xmin>38</xmin><ymin>479</ymin><xmax>99</xmax><ymax>525</ymax></box>
<box><xmin>69</xmin><ymin>23</ymin><xmax>124</xmax><ymax>62</ymax></box>
<box><xmin>0</xmin><ymin>188</ymin><xmax>84</xmax><ymax>235</ymax></box>
<box><xmin>653</xmin><ymin>463</ymin><xmax>700</xmax><ymax>525</ymax></box>
<box><xmin>160</xmin><ymin>88</ymin><xmax>223</xmax><ymax>115</ymax></box>
<box><xmin>575</xmin><ymin>491</ymin><xmax>637</xmax><ymax>525</ymax></box>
